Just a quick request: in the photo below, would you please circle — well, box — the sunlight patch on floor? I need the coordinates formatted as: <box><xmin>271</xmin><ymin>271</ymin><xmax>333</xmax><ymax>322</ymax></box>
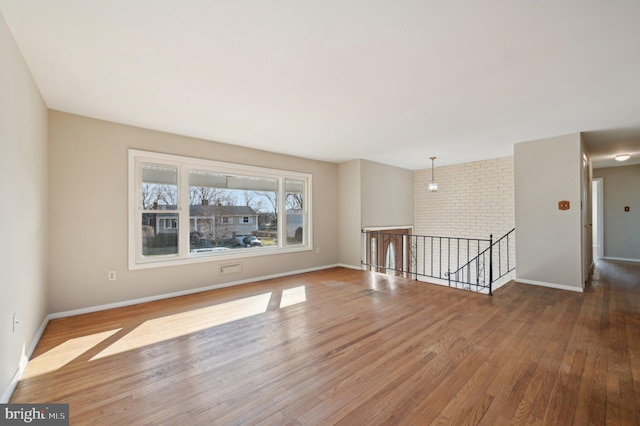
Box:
<box><xmin>22</xmin><ymin>328</ymin><xmax>122</xmax><ymax>379</ymax></box>
<box><xmin>91</xmin><ymin>292</ymin><xmax>272</xmax><ymax>360</ymax></box>
<box><xmin>279</xmin><ymin>286</ymin><xmax>307</xmax><ymax>308</ymax></box>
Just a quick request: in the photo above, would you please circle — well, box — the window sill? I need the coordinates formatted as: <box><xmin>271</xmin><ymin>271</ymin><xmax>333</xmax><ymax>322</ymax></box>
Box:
<box><xmin>129</xmin><ymin>245</ymin><xmax>312</xmax><ymax>270</ymax></box>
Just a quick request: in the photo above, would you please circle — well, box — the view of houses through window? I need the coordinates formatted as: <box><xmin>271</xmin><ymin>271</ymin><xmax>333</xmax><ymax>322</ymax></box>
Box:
<box><xmin>187</xmin><ymin>170</ymin><xmax>279</xmax><ymax>253</ymax></box>
<box><xmin>132</xmin><ymin>150</ymin><xmax>310</xmax><ymax>267</ymax></box>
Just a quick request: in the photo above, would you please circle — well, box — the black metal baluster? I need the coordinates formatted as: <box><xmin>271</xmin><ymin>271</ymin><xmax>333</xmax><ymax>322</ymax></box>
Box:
<box><xmin>489</xmin><ymin>234</ymin><xmax>494</xmax><ymax>296</ymax></box>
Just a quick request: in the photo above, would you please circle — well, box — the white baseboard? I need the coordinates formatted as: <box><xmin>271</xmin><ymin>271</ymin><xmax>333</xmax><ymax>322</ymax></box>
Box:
<box><xmin>1</xmin><ymin>315</ymin><xmax>50</xmax><ymax>403</ymax></box>
<box><xmin>601</xmin><ymin>256</ymin><xmax>640</xmax><ymax>264</ymax></box>
<box><xmin>492</xmin><ymin>274</ymin><xmax>515</xmax><ymax>291</ymax></box>
<box><xmin>0</xmin><ymin>262</ymin><xmax>518</xmax><ymax>401</ymax></box>
<box><xmin>516</xmin><ymin>278</ymin><xmax>584</xmax><ymax>293</ymax></box>
<box><xmin>337</xmin><ymin>263</ymin><xmax>362</xmax><ymax>271</ymax></box>
<box><xmin>1</xmin><ymin>357</ymin><xmax>28</xmax><ymax>404</ymax></box>
<box><xmin>50</xmin><ymin>264</ymin><xmax>341</xmax><ymax>319</ymax></box>
<box><xmin>4</xmin><ymin>264</ymin><xmax>344</xmax><ymax>401</ymax></box>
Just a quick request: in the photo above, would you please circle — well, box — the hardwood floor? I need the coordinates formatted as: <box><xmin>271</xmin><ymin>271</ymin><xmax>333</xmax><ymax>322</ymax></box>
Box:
<box><xmin>11</xmin><ymin>261</ymin><xmax>640</xmax><ymax>425</ymax></box>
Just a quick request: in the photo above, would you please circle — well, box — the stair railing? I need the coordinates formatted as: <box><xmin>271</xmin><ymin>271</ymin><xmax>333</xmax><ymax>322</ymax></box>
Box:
<box><xmin>446</xmin><ymin>228</ymin><xmax>516</xmax><ymax>295</ymax></box>
<box><xmin>361</xmin><ymin>228</ymin><xmax>516</xmax><ymax>296</ymax></box>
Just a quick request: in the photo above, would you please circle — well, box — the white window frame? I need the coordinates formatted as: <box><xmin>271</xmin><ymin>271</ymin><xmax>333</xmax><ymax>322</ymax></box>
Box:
<box><xmin>160</xmin><ymin>218</ymin><xmax>178</xmax><ymax>229</ymax></box>
<box><xmin>129</xmin><ymin>149</ymin><xmax>313</xmax><ymax>269</ymax></box>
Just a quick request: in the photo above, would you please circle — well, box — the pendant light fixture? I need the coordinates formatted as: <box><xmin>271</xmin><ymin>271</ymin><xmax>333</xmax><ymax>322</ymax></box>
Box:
<box><xmin>427</xmin><ymin>156</ymin><xmax>438</xmax><ymax>192</ymax></box>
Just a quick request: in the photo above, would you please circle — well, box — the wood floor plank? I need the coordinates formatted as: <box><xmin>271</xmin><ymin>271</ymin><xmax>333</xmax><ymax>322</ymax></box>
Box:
<box><xmin>10</xmin><ymin>262</ymin><xmax>640</xmax><ymax>425</ymax></box>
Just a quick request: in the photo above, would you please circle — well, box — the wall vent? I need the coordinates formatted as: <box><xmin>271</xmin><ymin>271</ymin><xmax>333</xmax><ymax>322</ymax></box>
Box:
<box><xmin>219</xmin><ymin>263</ymin><xmax>243</xmax><ymax>275</ymax></box>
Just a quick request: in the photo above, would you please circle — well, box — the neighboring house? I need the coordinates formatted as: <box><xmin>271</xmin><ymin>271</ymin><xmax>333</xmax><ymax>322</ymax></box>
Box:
<box><xmin>190</xmin><ymin>205</ymin><xmax>259</xmax><ymax>240</ymax></box>
<box><xmin>156</xmin><ymin>216</ymin><xmax>178</xmax><ymax>234</ymax></box>
<box><xmin>149</xmin><ymin>206</ymin><xmax>177</xmax><ymax>235</ymax></box>
<box><xmin>150</xmin><ymin>204</ymin><xmax>259</xmax><ymax>239</ymax></box>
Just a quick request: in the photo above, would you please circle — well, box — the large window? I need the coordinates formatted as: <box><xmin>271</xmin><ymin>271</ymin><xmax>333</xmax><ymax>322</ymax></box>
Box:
<box><xmin>129</xmin><ymin>150</ymin><xmax>312</xmax><ymax>269</ymax></box>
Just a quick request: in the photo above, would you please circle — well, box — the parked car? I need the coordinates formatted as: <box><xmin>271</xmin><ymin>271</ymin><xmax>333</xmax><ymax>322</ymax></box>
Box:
<box><xmin>236</xmin><ymin>235</ymin><xmax>262</xmax><ymax>247</ymax></box>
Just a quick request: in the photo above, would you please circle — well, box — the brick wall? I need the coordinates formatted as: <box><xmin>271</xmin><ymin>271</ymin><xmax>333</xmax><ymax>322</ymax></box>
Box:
<box><xmin>413</xmin><ymin>156</ymin><xmax>516</xmax><ymax>289</ymax></box>
<box><xmin>414</xmin><ymin>156</ymin><xmax>515</xmax><ymax>238</ymax></box>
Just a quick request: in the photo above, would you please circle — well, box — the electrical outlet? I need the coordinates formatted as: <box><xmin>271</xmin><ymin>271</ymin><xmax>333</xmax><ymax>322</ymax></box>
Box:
<box><xmin>13</xmin><ymin>313</ymin><xmax>18</xmax><ymax>333</ymax></box>
<box><xmin>108</xmin><ymin>271</ymin><xmax>117</xmax><ymax>281</ymax></box>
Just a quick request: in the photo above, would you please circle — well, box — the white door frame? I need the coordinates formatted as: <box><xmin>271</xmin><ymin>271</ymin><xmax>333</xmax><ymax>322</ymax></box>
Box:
<box><xmin>593</xmin><ymin>177</ymin><xmax>604</xmax><ymax>259</ymax></box>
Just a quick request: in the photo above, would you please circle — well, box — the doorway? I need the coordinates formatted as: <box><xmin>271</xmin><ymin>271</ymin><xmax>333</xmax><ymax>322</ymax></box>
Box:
<box><xmin>592</xmin><ymin>178</ymin><xmax>604</xmax><ymax>260</ymax></box>
<box><xmin>365</xmin><ymin>228</ymin><xmax>412</xmax><ymax>277</ymax></box>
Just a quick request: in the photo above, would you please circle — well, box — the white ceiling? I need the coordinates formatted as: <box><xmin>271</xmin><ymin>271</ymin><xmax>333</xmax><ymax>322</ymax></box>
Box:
<box><xmin>2</xmin><ymin>0</ymin><xmax>640</xmax><ymax>170</ymax></box>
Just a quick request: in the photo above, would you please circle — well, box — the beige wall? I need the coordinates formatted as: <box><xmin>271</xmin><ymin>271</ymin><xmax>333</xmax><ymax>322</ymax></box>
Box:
<box><xmin>48</xmin><ymin>111</ymin><xmax>339</xmax><ymax>313</ymax></box>
<box><xmin>593</xmin><ymin>164</ymin><xmax>640</xmax><ymax>261</ymax></box>
<box><xmin>515</xmin><ymin>133</ymin><xmax>583</xmax><ymax>291</ymax></box>
<box><xmin>0</xmin><ymin>12</ymin><xmax>48</xmax><ymax>402</ymax></box>
<box><xmin>338</xmin><ymin>160</ymin><xmax>362</xmax><ymax>268</ymax></box>
<box><xmin>361</xmin><ymin>160</ymin><xmax>414</xmax><ymax>229</ymax></box>
<box><xmin>337</xmin><ymin>159</ymin><xmax>414</xmax><ymax>269</ymax></box>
